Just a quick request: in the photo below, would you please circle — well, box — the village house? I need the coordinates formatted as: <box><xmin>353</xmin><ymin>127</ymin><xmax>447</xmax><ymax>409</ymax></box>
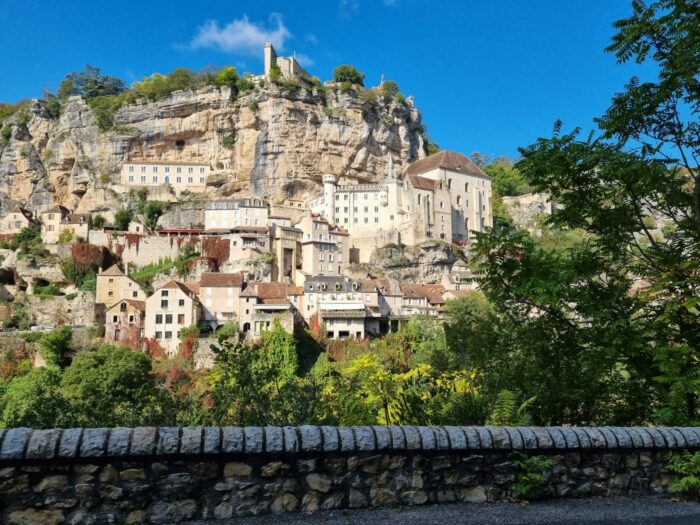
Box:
<box><xmin>60</xmin><ymin>213</ymin><xmax>92</xmax><ymax>242</ymax></box>
<box><xmin>104</xmin><ymin>299</ymin><xmax>146</xmax><ymax>347</ymax></box>
<box><xmin>144</xmin><ymin>280</ymin><xmax>201</xmax><ymax>356</ymax></box>
<box><xmin>96</xmin><ymin>264</ymin><xmax>147</xmax><ymax>307</ymax></box>
<box><xmin>204</xmin><ymin>198</ymin><xmax>269</xmax><ymax>231</ymax></box>
<box><xmin>199</xmin><ymin>272</ymin><xmax>244</xmax><ymax>330</ymax></box>
<box><xmin>237</xmin><ymin>282</ymin><xmax>298</xmax><ymax>339</ymax></box>
<box><xmin>364</xmin><ymin>277</ymin><xmax>406</xmax><ymax>335</ymax></box>
<box><xmin>40</xmin><ymin>205</ymin><xmax>70</xmax><ymax>243</ymax></box>
<box><xmin>303</xmin><ymin>276</ymin><xmax>367</xmax><ymax>340</ymax></box>
<box><xmin>295</xmin><ymin>214</ymin><xmax>349</xmax><ymax>280</ymax></box>
<box><xmin>0</xmin><ymin>206</ymin><xmax>39</xmax><ymax>235</ymax></box>
<box><xmin>401</xmin><ymin>284</ymin><xmax>446</xmax><ymax>317</ymax></box>
<box><xmin>120</xmin><ymin>161</ymin><xmax>210</xmax><ymax>194</ymax></box>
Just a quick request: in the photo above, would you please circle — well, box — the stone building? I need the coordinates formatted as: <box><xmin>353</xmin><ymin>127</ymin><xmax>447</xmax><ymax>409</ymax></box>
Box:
<box><xmin>199</xmin><ymin>272</ymin><xmax>244</xmax><ymax>330</ymax></box>
<box><xmin>303</xmin><ymin>276</ymin><xmax>367</xmax><ymax>340</ymax></box>
<box><xmin>144</xmin><ymin>280</ymin><xmax>201</xmax><ymax>356</ymax></box>
<box><xmin>263</xmin><ymin>43</ymin><xmax>311</xmax><ymax>82</ymax></box>
<box><xmin>96</xmin><ymin>265</ymin><xmax>147</xmax><ymax>308</ymax></box>
<box><xmin>269</xmin><ymin>219</ymin><xmax>302</xmax><ymax>283</ymax></box>
<box><xmin>104</xmin><ymin>299</ymin><xmax>145</xmax><ymax>347</ymax></box>
<box><xmin>0</xmin><ymin>206</ymin><xmax>39</xmax><ymax>235</ymax></box>
<box><xmin>401</xmin><ymin>284</ymin><xmax>446</xmax><ymax>317</ymax></box>
<box><xmin>310</xmin><ymin>150</ymin><xmax>493</xmax><ymax>262</ymax></box>
<box><xmin>204</xmin><ymin>198</ymin><xmax>269</xmax><ymax>231</ymax></box>
<box><xmin>40</xmin><ymin>205</ymin><xmax>70</xmax><ymax>243</ymax></box>
<box><xmin>295</xmin><ymin>214</ymin><xmax>349</xmax><ymax>280</ymax></box>
<box><xmin>237</xmin><ymin>282</ymin><xmax>298</xmax><ymax>339</ymax></box>
<box><xmin>60</xmin><ymin>213</ymin><xmax>92</xmax><ymax>242</ymax></box>
<box><xmin>120</xmin><ymin>161</ymin><xmax>209</xmax><ymax>194</ymax></box>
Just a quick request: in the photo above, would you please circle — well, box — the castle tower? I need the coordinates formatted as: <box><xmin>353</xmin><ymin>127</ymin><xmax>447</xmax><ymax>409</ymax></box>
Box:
<box><xmin>263</xmin><ymin>43</ymin><xmax>278</xmax><ymax>81</ymax></box>
<box><xmin>322</xmin><ymin>174</ymin><xmax>338</xmax><ymax>224</ymax></box>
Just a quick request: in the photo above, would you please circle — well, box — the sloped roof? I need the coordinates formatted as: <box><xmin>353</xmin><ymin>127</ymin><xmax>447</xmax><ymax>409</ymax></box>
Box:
<box><xmin>160</xmin><ymin>280</ymin><xmax>198</xmax><ymax>298</ymax></box>
<box><xmin>200</xmin><ymin>272</ymin><xmax>244</xmax><ymax>288</ymax></box>
<box><xmin>406</xmin><ymin>150</ymin><xmax>488</xmax><ymax>178</ymax></box>
<box><xmin>63</xmin><ymin>213</ymin><xmax>91</xmax><ymax>224</ymax></box>
<box><xmin>99</xmin><ymin>264</ymin><xmax>124</xmax><ymax>277</ymax></box>
<box><xmin>407</xmin><ymin>174</ymin><xmax>437</xmax><ymax>191</ymax></box>
<box><xmin>10</xmin><ymin>206</ymin><xmax>36</xmax><ymax>221</ymax></box>
<box><xmin>106</xmin><ymin>299</ymin><xmax>146</xmax><ymax>313</ymax></box>
<box><xmin>374</xmin><ymin>277</ymin><xmax>402</xmax><ymax>296</ymax></box>
<box><xmin>42</xmin><ymin>205</ymin><xmax>70</xmax><ymax>216</ymax></box>
<box><xmin>255</xmin><ymin>282</ymin><xmax>292</xmax><ymax>302</ymax></box>
<box><xmin>401</xmin><ymin>284</ymin><xmax>446</xmax><ymax>304</ymax></box>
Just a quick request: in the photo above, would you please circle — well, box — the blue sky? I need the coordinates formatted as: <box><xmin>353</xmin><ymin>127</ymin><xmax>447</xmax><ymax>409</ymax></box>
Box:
<box><xmin>0</xmin><ymin>0</ymin><xmax>653</xmax><ymax>158</ymax></box>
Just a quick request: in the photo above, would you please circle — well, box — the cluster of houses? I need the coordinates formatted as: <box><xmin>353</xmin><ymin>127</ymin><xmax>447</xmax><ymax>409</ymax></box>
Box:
<box><xmin>96</xmin><ymin>263</ymin><xmax>472</xmax><ymax>355</ymax></box>
<box><xmin>0</xmin><ymin>149</ymin><xmax>490</xmax><ymax>353</ymax></box>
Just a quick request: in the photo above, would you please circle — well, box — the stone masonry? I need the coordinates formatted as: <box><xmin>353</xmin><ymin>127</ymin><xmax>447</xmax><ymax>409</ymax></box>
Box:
<box><xmin>1</xmin><ymin>425</ymin><xmax>699</xmax><ymax>524</ymax></box>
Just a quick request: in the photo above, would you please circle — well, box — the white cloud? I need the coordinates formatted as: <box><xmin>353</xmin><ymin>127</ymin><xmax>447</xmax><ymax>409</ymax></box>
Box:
<box><xmin>304</xmin><ymin>33</ymin><xmax>318</xmax><ymax>44</ymax></box>
<box><xmin>188</xmin><ymin>13</ymin><xmax>291</xmax><ymax>55</ymax></box>
<box><xmin>339</xmin><ymin>0</ymin><xmax>360</xmax><ymax>18</ymax></box>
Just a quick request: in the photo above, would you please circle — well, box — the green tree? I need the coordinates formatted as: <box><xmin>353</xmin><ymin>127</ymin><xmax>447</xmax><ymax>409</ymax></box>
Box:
<box><xmin>483</xmin><ymin>158</ymin><xmax>531</xmax><ymax>196</ymax></box>
<box><xmin>92</xmin><ymin>214</ymin><xmax>106</xmax><ymax>229</ymax></box>
<box><xmin>60</xmin><ymin>346</ymin><xmax>165</xmax><ymax>427</ymax></box>
<box><xmin>214</xmin><ymin>66</ymin><xmax>239</xmax><ymax>87</ymax></box>
<box><xmin>381</xmin><ymin>80</ymin><xmax>400</xmax><ymax>98</ymax></box>
<box><xmin>114</xmin><ymin>208</ymin><xmax>132</xmax><ymax>231</ymax></box>
<box><xmin>210</xmin><ymin>320</ymin><xmax>315</xmax><ymax>425</ymax></box>
<box><xmin>0</xmin><ymin>367</ymin><xmax>68</xmax><ymax>428</ymax></box>
<box><xmin>333</xmin><ymin>65</ymin><xmax>365</xmax><ymax>86</ymax></box>
<box><xmin>138</xmin><ymin>200</ymin><xmax>166</xmax><ymax>229</ymax></box>
<box><xmin>58</xmin><ymin>65</ymin><xmax>125</xmax><ymax>100</ymax></box>
<box><xmin>38</xmin><ymin>326</ymin><xmax>73</xmax><ymax>368</ymax></box>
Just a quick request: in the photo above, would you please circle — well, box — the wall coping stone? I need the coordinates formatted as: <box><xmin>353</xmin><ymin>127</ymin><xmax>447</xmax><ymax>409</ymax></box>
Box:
<box><xmin>0</xmin><ymin>426</ymin><xmax>698</xmax><ymax>462</ymax></box>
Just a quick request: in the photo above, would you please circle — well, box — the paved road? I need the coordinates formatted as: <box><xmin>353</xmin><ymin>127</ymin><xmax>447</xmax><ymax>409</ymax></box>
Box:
<box><xmin>186</xmin><ymin>497</ymin><xmax>700</xmax><ymax>525</ymax></box>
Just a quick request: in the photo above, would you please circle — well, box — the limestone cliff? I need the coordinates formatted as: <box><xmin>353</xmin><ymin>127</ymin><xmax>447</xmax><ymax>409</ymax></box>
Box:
<box><xmin>0</xmin><ymin>84</ymin><xmax>426</xmax><ymax>215</ymax></box>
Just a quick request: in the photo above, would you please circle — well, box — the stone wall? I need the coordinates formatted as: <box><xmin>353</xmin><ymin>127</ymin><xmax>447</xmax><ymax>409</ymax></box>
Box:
<box><xmin>0</xmin><ymin>425</ymin><xmax>698</xmax><ymax>524</ymax></box>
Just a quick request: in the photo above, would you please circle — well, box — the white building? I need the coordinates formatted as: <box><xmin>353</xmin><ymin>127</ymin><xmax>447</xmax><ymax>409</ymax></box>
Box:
<box><xmin>263</xmin><ymin>43</ymin><xmax>311</xmax><ymax>82</ymax></box>
<box><xmin>120</xmin><ymin>161</ymin><xmax>209</xmax><ymax>194</ymax></box>
<box><xmin>303</xmin><ymin>276</ymin><xmax>367</xmax><ymax>340</ymax></box>
<box><xmin>144</xmin><ymin>280</ymin><xmax>201</xmax><ymax>356</ymax></box>
<box><xmin>311</xmin><ymin>150</ymin><xmax>493</xmax><ymax>262</ymax></box>
<box><xmin>295</xmin><ymin>214</ymin><xmax>350</xmax><ymax>279</ymax></box>
<box><xmin>204</xmin><ymin>198</ymin><xmax>269</xmax><ymax>231</ymax></box>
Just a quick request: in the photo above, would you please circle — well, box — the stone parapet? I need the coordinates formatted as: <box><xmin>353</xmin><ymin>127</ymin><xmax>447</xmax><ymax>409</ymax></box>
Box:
<box><xmin>2</xmin><ymin>426</ymin><xmax>699</xmax><ymax>461</ymax></box>
<box><xmin>0</xmin><ymin>426</ymin><xmax>698</xmax><ymax>523</ymax></box>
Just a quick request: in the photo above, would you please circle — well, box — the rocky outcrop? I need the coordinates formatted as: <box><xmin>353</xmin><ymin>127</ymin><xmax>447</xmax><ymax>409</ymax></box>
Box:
<box><xmin>0</xmin><ymin>84</ymin><xmax>426</xmax><ymax>215</ymax></box>
<box><xmin>352</xmin><ymin>241</ymin><xmax>461</xmax><ymax>283</ymax></box>
<box><xmin>502</xmin><ymin>192</ymin><xmax>552</xmax><ymax>234</ymax></box>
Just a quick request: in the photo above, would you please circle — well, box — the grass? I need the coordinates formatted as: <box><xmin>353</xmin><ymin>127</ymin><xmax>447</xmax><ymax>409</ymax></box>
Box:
<box><xmin>130</xmin><ymin>258</ymin><xmax>174</xmax><ymax>286</ymax></box>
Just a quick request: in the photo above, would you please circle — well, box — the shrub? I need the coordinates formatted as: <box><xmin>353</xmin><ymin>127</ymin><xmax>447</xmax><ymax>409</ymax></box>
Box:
<box><xmin>381</xmin><ymin>80</ymin><xmax>400</xmax><ymax>98</ymax></box>
<box><xmin>213</xmin><ymin>66</ymin><xmax>239</xmax><ymax>88</ymax></box>
<box><xmin>92</xmin><ymin>214</ymin><xmax>106</xmax><ymax>229</ymax></box>
<box><xmin>333</xmin><ymin>65</ymin><xmax>365</xmax><ymax>86</ymax></box>
<box><xmin>114</xmin><ymin>208</ymin><xmax>132</xmax><ymax>231</ymax></box>
<box><xmin>247</xmin><ymin>101</ymin><xmax>259</xmax><ymax>111</ymax></box>
<box><xmin>33</xmin><ymin>282</ymin><xmax>60</xmax><ymax>297</ymax></box>
<box><xmin>667</xmin><ymin>452</ymin><xmax>700</xmax><ymax>498</ymax></box>
<box><xmin>58</xmin><ymin>229</ymin><xmax>74</xmax><ymax>244</ymax></box>
<box><xmin>222</xmin><ymin>131</ymin><xmax>237</xmax><ymax>150</ymax></box>
<box><xmin>61</xmin><ymin>242</ymin><xmax>104</xmax><ymax>290</ymax></box>
<box><xmin>514</xmin><ymin>455</ymin><xmax>554</xmax><ymax>500</ymax></box>
<box><xmin>269</xmin><ymin>63</ymin><xmax>282</xmax><ymax>83</ymax></box>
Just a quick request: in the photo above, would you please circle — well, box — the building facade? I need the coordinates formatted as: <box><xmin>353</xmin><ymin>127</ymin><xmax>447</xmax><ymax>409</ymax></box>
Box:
<box><xmin>120</xmin><ymin>162</ymin><xmax>209</xmax><ymax>193</ymax></box>
<box><xmin>204</xmin><ymin>198</ymin><xmax>269</xmax><ymax>231</ymax></box>
<box><xmin>144</xmin><ymin>281</ymin><xmax>201</xmax><ymax>356</ymax></box>
<box><xmin>105</xmin><ymin>299</ymin><xmax>145</xmax><ymax>347</ymax></box>
<box><xmin>199</xmin><ymin>272</ymin><xmax>244</xmax><ymax>329</ymax></box>
<box><xmin>40</xmin><ymin>205</ymin><xmax>70</xmax><ymax>243</ymax></box>
<box><xmin>96</xmin><ymin>265</ymin><xmax>147</xmax><ymax>308</ymax></box>
<box><xmin>1</xmin><ymin>207</ymin><xmax>39</xmax><ymax>235</ymax></box>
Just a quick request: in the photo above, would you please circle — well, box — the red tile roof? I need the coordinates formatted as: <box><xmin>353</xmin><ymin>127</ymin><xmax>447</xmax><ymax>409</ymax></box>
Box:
<box><xmin>401</xmin><ymin>284</ymin><xmax>446</xmax><ymax>304</ymax></box>
<box><xmin>200</xmin><ymin>272</ymin><xmax>243</xmax><ymax>288</ymax></box>
<box><xmin>406</xmin><ymin>150</ymin><xmax>488</xmax><ymax>178</ymax></box>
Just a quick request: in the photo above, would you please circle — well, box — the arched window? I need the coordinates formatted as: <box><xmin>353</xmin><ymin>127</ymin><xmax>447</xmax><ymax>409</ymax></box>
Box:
<box><xmin>418</xmin><ymin>195</ymin><xmax>422</xmax><ymax>205</ymax></box>
<box><xmin>465</xmin><ymin>182</ymin><xmax>469</xmax><ymax>192</ymax></box>
<box><xmin>447</xmin><ymin>179</ymin><xmax>452</xmax><ymax>189</ymax></box>
<box><xmin>440</xmin><ymin>201</ymin><xmax>444</xmax><ymax>209</ymax></box>
<box><xmin>164</xmin><ymin>176</ymin><xmax>170</xmax><ymax>184</ymax></box>
<box><xmin>243</xmin><ymin>322</ymin><xmax>251</xmax><ymax>332</ymax></box>
<box><xmin>457</xmin><ymin>195</ymin><xmax>462</xmax><ymax>205</ymax></box>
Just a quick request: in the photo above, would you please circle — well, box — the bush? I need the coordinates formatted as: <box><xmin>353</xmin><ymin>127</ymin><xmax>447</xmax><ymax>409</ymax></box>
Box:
<box><xmin>0</xmin><ymin>367</ymin><xmax>68</xmax><ymax>428</ymax></box>
<box><xmin>92</xmin><ymin>214</ymin><xmax>106</xmax><ymax>229</ymax></box>
<box><xmin>61</xmin><ymin>242</ymin><xmax>104</xmax><ymax>290</ymax></box>
<box><xmin>58</xmin><ymin>229</ymin><xmax>74</xmax><ymax>244</ymax></box>
<box><xmin>33</xmin><ymin>282</ymin><xmax>60</xmax><ymax>297</ymax></box>
<box><xmin>114</xmin><ymin>208</ymin><xmax>132</xmax><ymax>231</ymax></box>
<box><xmin>137</xmin><ymin>200</ymin><xmax>166</xmax><ymax>229</ymax></box>
<box><xmin>213</xmin><ymin>66</ymin><xmax>239</xmax><ymax>88</ymax></box>
<box><xmin>381</xmin><ymin>80</ymin><xmax>400</xmax><ymax>98</ymax></box>
<box><xmin>38</xmin><ymin>327</ymin><xmax>73</xmax><ymax>368</ymax></box>
<box><xmin>333</xmin><ymin>65</ymin><xmax>365</xmax><ymax>86</ymax></box>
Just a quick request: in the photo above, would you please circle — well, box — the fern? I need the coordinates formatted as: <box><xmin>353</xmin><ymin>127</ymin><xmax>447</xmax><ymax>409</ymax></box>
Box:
<box><xmin>514</xmin><ymin>454</ymin><xmax>554</xmax><ymax>500</ymax></box>
<box><xmin>489</xmin><ymin>390</ymin><xmax>536</xmax><ymax>426</ymax></box>
<box><xmin>667</xmin><ymin>452</ymin><xmax>700</xmax><ymax>498</ymax></box>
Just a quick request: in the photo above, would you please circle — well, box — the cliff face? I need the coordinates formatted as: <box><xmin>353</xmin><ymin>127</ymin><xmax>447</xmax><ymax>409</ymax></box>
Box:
<box><xmin>0</xmin><ymin>84</ymin><xmax>426</xmax><ymax>214</ymax></box>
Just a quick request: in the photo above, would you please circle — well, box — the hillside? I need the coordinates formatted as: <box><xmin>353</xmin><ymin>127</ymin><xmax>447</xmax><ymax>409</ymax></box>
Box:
<box><xmin>0</xmin><ymin>80</ymin><xmax>427</xmax><ymax>216</ymax></box>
